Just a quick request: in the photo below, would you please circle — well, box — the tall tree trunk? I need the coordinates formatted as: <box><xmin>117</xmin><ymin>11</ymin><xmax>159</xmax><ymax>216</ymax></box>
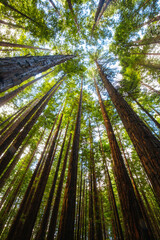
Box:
<box><xmin>98</xmin><ymin>127</ymin><xmax>124</xmax><ymax>240</ymax></box>
<box><xmin>0</xmin><ymin>41</ymin><xmax>51</xmax><ymax>51</ymax></box>
<box><xmin>128</xmin><ymin>36</ymin><xmax>160</xmax><ymax>46</ymax></box>
<box><xmin>0</xmin><ymin>70</ymin><xmax>60</xmax><ymax>107</ymax></box>
<box><xmin>0</xmin><ymin>54</ymin><xmax>74</xmax><ymax>93</ymax></box>
<box><xmin>89</xmin><ymin>123</ymin><xmax>103</xmax><ymax>240</ymax></box>
<box><xmin>4</xmin><ymin>110</ymin><xmax>60</xmax><ymax>238</ymax></box>
<box><xmin>95</xmin><ymin>79</ymin><xmax>152</xmax><ymax>239</ymax></box>
<box><xmin>0</xmin><ymin>131</ymin><xmax>43</xmax><ymax>234</ymax></box>
<box><xmin>97</xmin><ymin>178</ymin><xmax>108</xmax><ymax>240</ymax></box>
<box><xmin>57</xmin><ymin>81</ymin><xmax>83</xmax><ymax>240</ymax></box>
<box><xmin>0</xmin><ymin>99</ymin><xmax>38</xmax><ymax>146</ymax></box>
<box><xmin>66</xmin><ymin>0</ymin><xmax>80</xmax><ymax>31</ymax></box>
<box><xmin>46</xmin><ymin>133</ymin><xmax>72</xmax><ymax>240</ymax></box>
<box><xmin>92</xmin><ymin>0</ymin><xmax>105</xmax><ymax>31</ymax></box>
<box><xmin>0</xmin><ymin>19</ymin><xmax>26</xmax><ymax>29</ymax></box>
<box><xmin>149</xmin><ymin>105</ymin><xmax>160</xmax><ymax>116</ymax></box>
<box><xmin>49</xmin><ymin>0</ymin><xmax>62</xmax><ymax>17</ymax></box>
<box><xmin>138</xmin><ymin>14</ymin><xmax>160</xmax><ymax>28</ymax></box>
<box><xmin>88</xmin><ymin>173</ymin><xmax>95</xmax><ymax>240</ymax></box>
<box><xmin>129</xmin><ymin>94</ymin><xmax>160</xmax><ymax>129</ymax></box>
<box><xmin>0</xmin><ymin>0</ymin><xmax>41</xmax><ymax>26</ymax></box>
<box><xmin>0</xmin><ymin>77</ymin><xmax>64</xmax><ymax>175</ymax></box>
<box><xmin>0</xmin><ymin>139</ymin><xmax>29</xmax><ymax>188</ymax></box>
<box><xmin>132</xmin><ymin>52</ymin><xmax>160</xmax><ymax>56</ymax></box>
<box><xmin>116</xmin><ymin>128</ymin><xmax>157</xmax><ymax>239</ymax></box>
<box><xmin>96</xmin><ymin>61</ymin><xmax>160</xmax><ymax>203</ymax></box>
<box><xmin>6</xmin><ymin>114</ymin><xmax>63</xmax><ymax>240</ymax></box>
<box><xmin>77</xmin><ymin>164</ymin><xmax>83</xmax><ymax>240</ymax></box>
<box><xmin>141</xmin><ymin>82</ymin><xmax>160</xmax><ymax>95</ymax></box>
<box><xmin>139</xmin><ymin>62</ymin><xmax>160</xmax><ymax>70</ymax></box>
<box><xmin>35</xmin><ymin>121</ymin><xmax>69</xmax><ymax>240</ymax></box>
<box><xmin>0</xmin><ymin>104</ymin><xmax>27</xmax><ymax>134</ymax></box>
<box><xmin>81</xmin><ymin>179</ymin><xmax>85</xmax><ymax>240</ymax></box>
<box><xmin>97</xmin><ymin>0</ymin><xmax>112</xmax><ymax>23</ymax></box>
<box><xmin>0</xmin><ymin>49</ymin><xmax>20</xmax><ymax>52</ymax></box>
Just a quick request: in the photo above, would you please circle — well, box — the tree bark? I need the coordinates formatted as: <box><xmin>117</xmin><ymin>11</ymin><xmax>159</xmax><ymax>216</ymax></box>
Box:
<box><xmin>138</xmin><ymin>14</ymin><xmax>160</xmax><ymax>28</ymax></box>
<box><xmin>77</xmin><ymin>164</ymin><xmax>83</xmax><ymax>240</ymax></box>
<box><xmin>0</xmin><ymin>70</ymin><xmax>58</xmax><ymax>107</ymax></box>
<box><xmin>66</xmin><ymin>0</ymin><xmax>80</xmax><ymax>31</ymax></box>
<box><xmin>46</xmin><ymin>133</ymin><xmax>72</xmax><ymax>240</ymax></box>
<box><xmin>0</xmin><ymin>41</ymin><xmax>51</xmax><ymax>51</ymax></box>
<box><xmin>0</xmin><ymin>54</ymin><xmax>74</xmax><ymax>93</ymax></box>
<box><xmin>57</xmin><ymin>81</ymin><xmax>83</xmax><ymax>240</ymax></box>
<box><xmin>95</xmin><ymin>79</ymin><xmax>152</xmax><ymax>239</ymax></box>
<box><xmin>0</xmin><ymin>19</ymin><xmax>26</xmax><ymax>29</ymax></box>
<box><xmin>116</xmin><ymin>128</ymin><xmax>157</xmax><ymax>239</ymax></box>
<box><xmin>49</xmin><ymin>0</ymin><xmax>62</xmax><ymax>17</ymax></box>
<box><xmin>96</xmin><ymin>62</ymin><xmax>160</xmax><ymax>203</ymax></box>
<box><xmin>0</xmin><ymin>131</ymin><xmax>43</xmax><ymax>234</ymax></box>
<box><xmin>88</xmin><ymin>173</ymin><xmax>95</xmax><ymax>240</ymax></box>
<box><xmin>130</xmin><ymin>94</ymin><xmax>160</xmax><ymax>129</ymax></box>
<box><xmin>89</xmin><ymin>123</ymin><xmax>103</xmax><ymax>240</ymax></box>
<box><xmin>0</xmin><ymin>0</ymin><xmax>41</xmax><ymax>26</ymax></box>
<box><xmin>0</xmin><ymin>99</ymin><xmax>38</xmax><ymax>146</ymax></box>
<box><xmin>0</xmin><ymin>77</ymin><xmax>64</xmax><ymax>175</ymax></box>
<box><xmin>6</xmin><ymin>114</ymin><xmax>63</xmax><ymax>240</ymax></box>
<box><xmin>141</xmin><ymin>82</ymin><xmax>160</xmax><ymax>95</ymax></box>
<box><xmin>98</xmin><ymin>127</ymin><xmax>124</xmax><ymax>240</ymax></box>
<box><xmin>35</xmin><ymin>121</ymin><xmax>69</xmax><ymax>240</ymax></box>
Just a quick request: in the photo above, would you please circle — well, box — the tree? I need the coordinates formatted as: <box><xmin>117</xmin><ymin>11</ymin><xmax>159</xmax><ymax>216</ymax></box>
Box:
<box><xmin>57</xmin><ymin>81</ymin><xmax>83</xmax><ymax>240</ymax></box>
<box><xmin>96</xmin><ymin>62</ymin><xmax>160</xmax><ymax>203</ymax></box>
<box><xmin>0</xmin><ymin>55</ymin><xmax>74</xmax><ymax>92</ymax></box>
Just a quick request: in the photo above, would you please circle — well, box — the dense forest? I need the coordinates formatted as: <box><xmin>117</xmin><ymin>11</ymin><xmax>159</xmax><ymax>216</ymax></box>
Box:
<box><xmin>0</xmin><ymin>0</ymin><xmax>160</xmax><ymax>239</ymax></box>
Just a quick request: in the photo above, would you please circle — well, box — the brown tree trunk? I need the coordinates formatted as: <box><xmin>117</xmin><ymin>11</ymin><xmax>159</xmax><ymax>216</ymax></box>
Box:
<box><xmin>95</xmin><ymin>79</ymin><xmax>152</xmax><ymax>239</ymax></box>
<box><xmin>49</xmin><ymin>0</ymin><xmax>62</xmax><ymax>17</ymax></box>
<box><xmin>0</xmin><ymin>41</ymin><xmax>51</xmax><ymax>51</ymax></box>
<box><xmin>139</xmin><ymin>62</ymin><xmax>160</xmax><ymax>70</ymax></box>
<box><xmin>46</xmin><ymin>133</ymin><xmax>72</xmax><ymax>240</ymax></box>
<box><xmin>132</xmin><ymin>52</ymin><xmax>160</xmax><ymax>56</ymax></box>
<box><xmin>57</xmin><ymin>81</ymin><xmax>83</xmax><ymax>240</ymax></box>
<box><xmin>0</xmin><ymin>139</ymin><xmax>28</xmax><ymax>188</ymax></box>
<box><xmin>96</xmin><ymin>0</ymin><xmax>112</xmax><ymax>25</ymax></box>
<box><xmin>0</xmin><ymin>99</ymin><xmax>38</xmax><ymax>146</ymax></box>
<box><xmin>138</xmin><ymin>14</ymin><xmax>160</xmax><ymax>28</ymax></box>
<box><xmin>88</xmin><ymin>173</ymin><xmax>95</xmax><ymax>240</ymax></box>
<box><xmin>0</xmin><ymin>19</ymin><xmax>26</xmax><ymax>29</ymax></box>
<box><xmin>89</xmin><ymin>123</ymin><xmax>103</xmax><ymax>240</ymax></box>
<box><xmin>149</xmin><ymin>105</ymin><xmax>160</xmax><ymax>116</ymax></box>
<box><xmin>96</xmin><ymin>62</ymin><xmax>160</xmax><ymax>203</ymax></box>
<box><xmin>128</xmin><ymin>36</ymin><xmax>160</xmax><ymax>46</ymax></box>
<box><xmin>66</xmin><ymin>0</ymin><xmax>80</xmax><ymax>31</ymax></box>
<box><xmin>0</xmin><ymin>104</ymin><xmax>27</xmax><ymax>134</ymax></box>
<box><xmin>92</xmin><ymin>0</ymin><xmax>105</xmax><ymax>31</ymax></box>
<box><xmin>141</xmin><ymin>82</ymin><xmax>160</xmax><ymax>95</ymax></box>
<box><xmin>116</xmin><ymin>128</ymin><xmax>157</xmax><ymax>239</ymax></box>
<box><xmin>97</xmin><ymin>178</ymin><xmax>108</xmax><ymax>240</ymax></box>
<box><xmin>0</xmin><ymin>132</ymin><xmax>43</xmax><ymax>234</ymax></box>
<box><xmin>0</xmin><ymin>1</ymin><xmax>41</xmax><ymax>26</ymax></box>
<box><xmin>130</xmin><ymin>94</ymin><xmax>160</xmax><ymax>129</ymax></box>
<box><xmin>0</xmin><ymin>54</ymin><xmax>74</xmax><ymax>93</ymax></box>
<box><xmin>77</xmin><ymin>165</ymin><xmax>83</xmax><ymax>240</ymax></box>
<box><xmin>0</xmin><ymin>77</ymin><xmax>64</xmax><ymax>175</ymax></box>
<box><xmin>4</xmin><ymin>110</ymin><xmax>59</xmax><ymax>237</ymax></box>
<box><xmin>0</xmin><ymin>49</ymin><xmax>20</xmax><ymax>52</ymax></box>
<box><xmin>6</xmin><ymin>115</ymin><xmax>63</xmax><ymax>240</ymax></box>
<box><xmin>35</xmin><ymin>121</ymin><xmax>69</xmax><ymax>240</ymax></box>
<box><xmin>0</xmin><ymin>70</ymin><xmax>59</xmax><ymax>107</ymax></box>
<box><xmin>98</xmin><ymin>127</ymin><xmax>124</xmax><ymax>240</ymax></box>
